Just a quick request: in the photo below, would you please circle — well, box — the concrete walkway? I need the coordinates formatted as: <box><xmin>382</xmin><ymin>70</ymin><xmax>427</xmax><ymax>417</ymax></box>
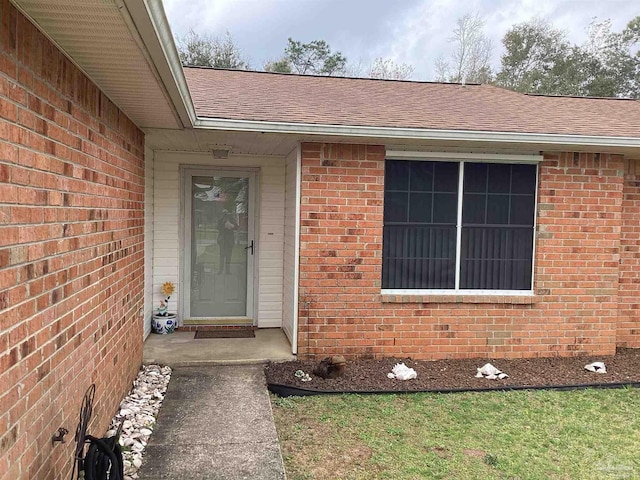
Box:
<box><xmin>138</xmin><ymin>365</ymin><xmax>286</xmax><ymax>480</ymax></box>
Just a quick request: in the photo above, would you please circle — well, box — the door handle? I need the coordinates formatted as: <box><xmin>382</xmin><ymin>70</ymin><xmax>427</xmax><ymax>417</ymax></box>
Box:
<box><xmin>245</xmin><ymin>240</ymin><xmax>254</xmax><ymax>255</ymax></box>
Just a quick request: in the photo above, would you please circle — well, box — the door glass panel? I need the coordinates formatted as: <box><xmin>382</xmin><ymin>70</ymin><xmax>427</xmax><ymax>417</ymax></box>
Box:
<box><xmin>190</xmin><ymin>175</ymin><xmax>249</xmax><ymax>317</ymax></box>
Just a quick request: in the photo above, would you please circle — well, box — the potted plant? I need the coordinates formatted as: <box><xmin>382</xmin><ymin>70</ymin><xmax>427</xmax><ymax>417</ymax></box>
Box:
<box><xmin>151</xmin><ymin>281</ymin><xmax>177</xmax><ymax>334</ymax></box>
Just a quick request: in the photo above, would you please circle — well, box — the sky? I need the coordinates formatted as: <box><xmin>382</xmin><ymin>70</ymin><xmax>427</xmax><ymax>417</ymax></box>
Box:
<box><xmin>162</xmin><ymin>0</ymin><xmax>638</xmax><ymax>81</ymax></box>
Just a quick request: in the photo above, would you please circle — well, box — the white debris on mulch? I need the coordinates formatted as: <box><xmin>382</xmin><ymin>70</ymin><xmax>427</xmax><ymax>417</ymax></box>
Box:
<box><xmin>387</xmin><ymin>362</ymin><xmax>417</xmax><ymax>380</ymax></box>
<box><xmin>106</xmin><ymin>364</ymin><xmax>172</xmax><ymax>480</ymax></box>
<box><xmin>475</xmin><ymin>363</ymin><xmax>509</xmax><ymax>380</ymax></box>
<box><xmin>294</xmin><ymin>369</ymin><xmax>312</xmax><ymax>382</ymax></box>
<box><xmin>585</xmin><ymin>362</ymin><xmax>607</xmax><ymax>373</ymax></box>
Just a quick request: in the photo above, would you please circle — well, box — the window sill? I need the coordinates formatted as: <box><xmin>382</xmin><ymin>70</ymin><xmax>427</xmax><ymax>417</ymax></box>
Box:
<box><xmin>380</xmin><ymin>292</ymin><xmax>537</xmax><ymax>305</ymax></box>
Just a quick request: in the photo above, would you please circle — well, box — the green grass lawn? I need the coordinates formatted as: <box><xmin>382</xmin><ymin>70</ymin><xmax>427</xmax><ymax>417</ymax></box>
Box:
<box><xmin>271</xmin><ymin>388</ymin><xmax>640</xmax><ymax>480</ymax></box>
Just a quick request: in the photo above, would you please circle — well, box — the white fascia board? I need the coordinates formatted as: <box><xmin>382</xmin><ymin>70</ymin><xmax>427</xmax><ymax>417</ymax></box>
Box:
<box><xmin>194</xmin><ymin>117</ymin><xmax>640</xmax><ymax>149</ymax></box>
<box><xmin>125</xmin><ymin>0</ymin><xmax>197</xmax><ymax>127</ymax></box>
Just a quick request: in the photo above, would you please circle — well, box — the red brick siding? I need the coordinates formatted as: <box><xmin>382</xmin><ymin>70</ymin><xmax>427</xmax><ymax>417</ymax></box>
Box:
<box><xmin>298</xmin><ymin>143</ymin><xmax>624</xmax><ymax>360</ymax></box>
<box><xmin>0</xmin><ymin>3</ymin><xmax>145</xmax><ymax>479</ymax></box>
<box><xmin>617</xmin><ymin>158</ymin><xmax>640</xmax><ymax>347</ymax></box>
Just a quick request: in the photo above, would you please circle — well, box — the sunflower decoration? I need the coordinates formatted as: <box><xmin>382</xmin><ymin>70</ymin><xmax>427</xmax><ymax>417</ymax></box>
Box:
<box><xmin>157</xmin><ymin>281</ymin><xmax>175</xmax><ymax>316</ymax></box>
<box><xmin>162</xmin><ymin>281</ymin><xmax>175</xmax><ymax>298</ymax></box>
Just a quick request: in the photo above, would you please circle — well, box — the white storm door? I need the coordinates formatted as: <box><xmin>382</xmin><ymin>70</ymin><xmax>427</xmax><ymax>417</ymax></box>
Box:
<box><xmin>182</xmin><ymin>169</ymin><xmax>256</xmax><ymax>322</ymax></box>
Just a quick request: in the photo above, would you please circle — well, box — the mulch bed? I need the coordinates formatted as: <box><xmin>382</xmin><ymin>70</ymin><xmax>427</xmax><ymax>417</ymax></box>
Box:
<box><xmin>265</xmin><ymin>348</ymin><xmax>640</xmax><ymax>394</ymax></box>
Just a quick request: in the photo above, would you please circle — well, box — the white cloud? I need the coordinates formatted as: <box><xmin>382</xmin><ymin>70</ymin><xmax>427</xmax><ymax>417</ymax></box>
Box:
<box><xmin>161</xmin><ymin>0</ymin><xmax>639</xmax><ymax>80</ymax></box>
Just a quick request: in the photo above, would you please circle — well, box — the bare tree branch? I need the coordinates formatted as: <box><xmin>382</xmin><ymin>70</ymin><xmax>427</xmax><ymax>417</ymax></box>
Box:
<box><xmin>436</xmin><ymin>13</ymin><xmax>494</xmax><ymax>83</ymax></box>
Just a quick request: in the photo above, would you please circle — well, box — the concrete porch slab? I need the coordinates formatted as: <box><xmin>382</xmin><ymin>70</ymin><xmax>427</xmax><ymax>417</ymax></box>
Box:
<box><xmin>143</xmin><ymin>328</ymin><xmax>295</xmax><ymax>366</ymax></box>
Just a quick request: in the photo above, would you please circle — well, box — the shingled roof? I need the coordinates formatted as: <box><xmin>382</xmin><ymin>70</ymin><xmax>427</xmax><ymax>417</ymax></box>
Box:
<box><xmin>184</xmin><ymin>66</ymin><xmax>640</xmax><ymax>139</ymax></box>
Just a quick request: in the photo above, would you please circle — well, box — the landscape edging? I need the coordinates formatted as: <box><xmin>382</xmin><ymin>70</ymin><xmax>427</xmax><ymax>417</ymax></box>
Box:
<box><xmin>268</xmin><ymin>381</ymin><xmax>640</xmax><ymax>397</ymax></box>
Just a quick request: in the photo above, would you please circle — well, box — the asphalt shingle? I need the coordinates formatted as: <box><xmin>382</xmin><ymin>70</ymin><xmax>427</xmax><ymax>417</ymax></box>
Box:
<box><xmin>184</xmin><ymin>66</ymin><xmax>640</xmax><ymax>138</ymax></box>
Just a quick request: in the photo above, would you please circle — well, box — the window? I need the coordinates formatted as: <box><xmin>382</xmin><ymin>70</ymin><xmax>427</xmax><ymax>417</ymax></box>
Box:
<box><xmin>382</xmin><ymin>159</ymin><xmax>537</xmax><ymax>292</ymax></box>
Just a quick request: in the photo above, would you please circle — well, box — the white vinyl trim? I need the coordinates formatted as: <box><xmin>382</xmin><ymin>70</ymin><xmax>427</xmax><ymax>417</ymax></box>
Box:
<box><xmin>454</xmin><ymin>162</ymin><xmax>464</xmax><ymax>290</ymax></box>
<box><xmin>387</xmin><ymin>151</ymin><xmax>544</xmax><ymax>163</ymax></box>
<box><xmin>194</xmin><ymin>118</ymin><xmax>640</xmax><ymax>148</ymax></box>
<box><xmin>382</xmin><ymin>289</ymin><xmax>535</xmax><ymax>296</ymax></box>
<box><xmin>134</xmin><ymin>0</ymin><xmax>197</xmax><ymax>126</ymax></box>
<box><xmin>291</xmin><ymin>144</ymin><xmax>302</xmax><ymax>355</ymax></box>
<box><xmin>143</xmin><ymin>146</ymin><xmax>155</xmax><ymax>338</ymax></box>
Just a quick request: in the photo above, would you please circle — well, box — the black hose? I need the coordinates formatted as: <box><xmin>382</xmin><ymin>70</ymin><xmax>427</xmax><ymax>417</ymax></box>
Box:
<box><xmin>71</xmin><ymin>384</ymin><xmax>125</xmax><ymax>480</ymax></box>
<box><xmin>71</xmin><ymin>384</ymin><xmax>95</xmax><ymax>480</ymax></box>
<box><xmin>84</xmin><ymin>435</ymin><xmax>124</xmax><ymax>480</ymax></box>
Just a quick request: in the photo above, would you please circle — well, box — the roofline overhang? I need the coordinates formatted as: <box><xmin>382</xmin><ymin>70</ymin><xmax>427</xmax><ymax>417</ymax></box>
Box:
<box><xmin>116</xmin><ymin>2</ymin><xmax>640</xmax><ymax>151</ymax></box>
<box><xmin>122</xmin><ymin>0</ymin><xmax>197</xmax><ymax>127</ymax></box>
<box><xmin>12</xmin><ymin>0</ymin><xmax>197</xmax><ymax>129</ymax></box>
<box><xmin>11</xmin><ymin>0</ymin><xmax>639</xmax><ymax>147</ymax></box>
<box><xmin>193</xmin><ymin>117</ymin><xmax>640</xmax><ymax>150</ymax></box>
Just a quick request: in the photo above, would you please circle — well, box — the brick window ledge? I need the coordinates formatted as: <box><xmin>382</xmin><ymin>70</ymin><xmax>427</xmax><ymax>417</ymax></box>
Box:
<box><xmin>381</xmin><ymin>294</ymin><xmax>538</xmax><ymax>305</ymax></box>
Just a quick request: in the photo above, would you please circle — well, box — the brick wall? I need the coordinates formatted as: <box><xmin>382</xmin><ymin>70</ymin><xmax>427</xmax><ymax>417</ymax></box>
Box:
<box><xmin>298</xmin><ymin>143</ymin><xmax>625</xmax><ymax>360</ymax></box>
<box><xmin>617</xmin><ymin>158</ymin><xmax>640</xmax><ymax>347</ymax></box>
<box><xmin>0</xmin><ymin>3</ymin><xmax>145</xmax><ymax>479</ymax></box>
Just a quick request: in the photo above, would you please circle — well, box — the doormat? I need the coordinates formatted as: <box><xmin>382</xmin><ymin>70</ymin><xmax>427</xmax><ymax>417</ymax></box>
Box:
<box><xmin>194</xmin><ymin>329</ymin><xmax>255</xmax><ymax>339</ymax></box>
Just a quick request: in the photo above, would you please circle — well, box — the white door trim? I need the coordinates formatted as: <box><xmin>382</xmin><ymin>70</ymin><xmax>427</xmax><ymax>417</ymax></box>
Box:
<box><xmin>291</xmin><ymin>144</ymin><xmax>301</xmax><ymax>354</ymax></box>
<box><xmin>180</xmin><ymin>166</ymin><xmax>259</xmax><ymax>325</ymax></box>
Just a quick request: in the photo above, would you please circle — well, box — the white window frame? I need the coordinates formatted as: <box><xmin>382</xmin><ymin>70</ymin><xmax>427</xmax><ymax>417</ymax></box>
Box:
<box><xmin>382</xmin><ymin>151</ymin><xmax>542</xmax><ymax>296</ymax></box>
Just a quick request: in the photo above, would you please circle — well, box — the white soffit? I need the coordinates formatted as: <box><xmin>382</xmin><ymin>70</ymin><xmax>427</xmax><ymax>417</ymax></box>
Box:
<box><xmin>14</xmin><ymin>0</ymin><xmax>182</xmax><ymax>129</ymax></box>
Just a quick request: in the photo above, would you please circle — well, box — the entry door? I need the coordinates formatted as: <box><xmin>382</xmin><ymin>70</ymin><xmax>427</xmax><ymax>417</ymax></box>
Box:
<box><xmin>182</xmin><ymin>169</ymin><xmax>256</xmax><ymax>322</ymax></box>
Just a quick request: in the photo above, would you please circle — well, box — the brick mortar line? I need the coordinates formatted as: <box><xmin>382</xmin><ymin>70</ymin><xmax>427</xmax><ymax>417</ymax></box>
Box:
<box><xmin>3</xmin><ymin>212</ymin><xmax>144</xmax><ymax>226</ymax></box>
<box><xmin>0</xmin><ymin>121</ymin><xmax>144</xmax><ymax>183</ymax></box>
<box><xmin>1</xmin><ymin>269</ymin><xmax>144</xmax><ymax>340</ymax></box>
<box><xmin>0</xmin><ymin>244</ymin><xmax>144</xmax><ymax>313</ymax></box>
<box><xmin>0</xmin><ymin>69</ymin><xmax>144</xmax><ymax>160</ymax></box>
<box><xmin>1</xmin><ymin>272</ymin><xmax>144</xmax><ymax>384</ymax></box>
<box><xmin>0</xmin><ymin>48</ymin><xmax>144</xmax><ymax>150</ymax></box>
<box><xmin>0</xmin><ymin>111</ymin><xmax>144</xmax><ymax>182</ymax></box>
<box><xmin>0</xmin><ymin>229</ymin><xmax>144</xmax><ymax>260</ymax></box>
<box><xmin>0</xmin><ymin>154</ymin><xmax>145</xmax><ymax>193</ymax></box>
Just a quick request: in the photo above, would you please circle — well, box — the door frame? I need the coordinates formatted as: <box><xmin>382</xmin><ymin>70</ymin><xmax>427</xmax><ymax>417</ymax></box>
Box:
<box><xmin>179</xmin><ymin>165</ymin><xmax>259</xmax><ymax>326</ymax></box>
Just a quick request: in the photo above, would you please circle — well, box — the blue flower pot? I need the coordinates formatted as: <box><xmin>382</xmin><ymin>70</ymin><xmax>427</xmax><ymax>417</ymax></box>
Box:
<box><xmin>152</xmin><ymin>314</ymin><xmax>177</xmax><ymax>334</ymax></box>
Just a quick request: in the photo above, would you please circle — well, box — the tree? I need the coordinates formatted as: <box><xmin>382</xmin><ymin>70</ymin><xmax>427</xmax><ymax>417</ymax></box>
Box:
<box><xmin>580</xmin><ymin>17</ymin><xmax>639</xmax><ymax>98</ymax></box>
<box><xmin>495</xmin><ymin>16</ymin><xmax>640</xmax><ymax>98</ymax></box>
<box><xmin>495</xmin><ymin>19</ymin><xmax>575</xmax><ymax>94</ymax></box>
<box><xmin>343</xmin><ymin>58</ymin><xmax>366</xmax><ymax>78</ymax></box>
<box><xmin>623</xmin><ymin>16</ymin><xmax>640</xmax><ymax>97</ymax></box>
<box><xmin>265</xmin><ymin>38</ymin><xmax>347</xmax><ymax>76</ymax></box>
<box><xmin>368</xmin><ymin>57</ymin><xmax>414</xmax><ymax>80</ymax></box>
<box><xmin>435</xmin><ymin>13</ymin><xmax>493</xmax><ymax>83</ymax></box>
<box><xmin>263</xmin><ymin>57</ymin><xmax>292</xmax><ymax>74</ymax></box>
<box><xmin>177</xmin><ymin>30</ymin><xmax>249</xmax><ymax>69</ymax></box>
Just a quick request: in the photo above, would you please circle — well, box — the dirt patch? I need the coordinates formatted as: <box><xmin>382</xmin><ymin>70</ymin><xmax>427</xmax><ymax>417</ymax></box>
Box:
<box><xmin>431</xmin><ymin>446</ymin><xmax>451</xmax><ymax>459</ymax></box>
<box><xmin>463</xmin><ymin>449</ymin><xmax>487</xmax><ymax>458</ymax></box>
<box><xmin>278</xmin><ymin>418</ymin><xmax>378</xmax><ymax>480</ymax></box>
<box><xmin>265</xmin><ymin>348</ymin><xmax>640</xmax><ymax>393</ymax></box>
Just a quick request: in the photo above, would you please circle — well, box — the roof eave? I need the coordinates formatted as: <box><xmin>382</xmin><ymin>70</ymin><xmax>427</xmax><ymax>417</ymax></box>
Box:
<box><xmin>124</xmin><ymin>0</ymin><xmax>196</xmax><ymax>127</ymax></box>
<box><xmin>193</xmin><ymin>117</ymin><xmax>640</xmax><ymax>150</ymax></box>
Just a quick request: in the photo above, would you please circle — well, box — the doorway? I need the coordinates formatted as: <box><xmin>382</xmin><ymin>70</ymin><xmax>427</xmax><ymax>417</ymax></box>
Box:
<box><xmin>181</xmin><ymin>168</ymin><xmax>257</xmax><ymax>325</ymax></box>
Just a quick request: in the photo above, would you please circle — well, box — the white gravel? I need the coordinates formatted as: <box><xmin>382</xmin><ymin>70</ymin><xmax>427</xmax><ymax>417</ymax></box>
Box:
<box><xmin>106</xmin><ymin>364</ymin><xmax>172</xmax><ymax>480</ymax></box>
